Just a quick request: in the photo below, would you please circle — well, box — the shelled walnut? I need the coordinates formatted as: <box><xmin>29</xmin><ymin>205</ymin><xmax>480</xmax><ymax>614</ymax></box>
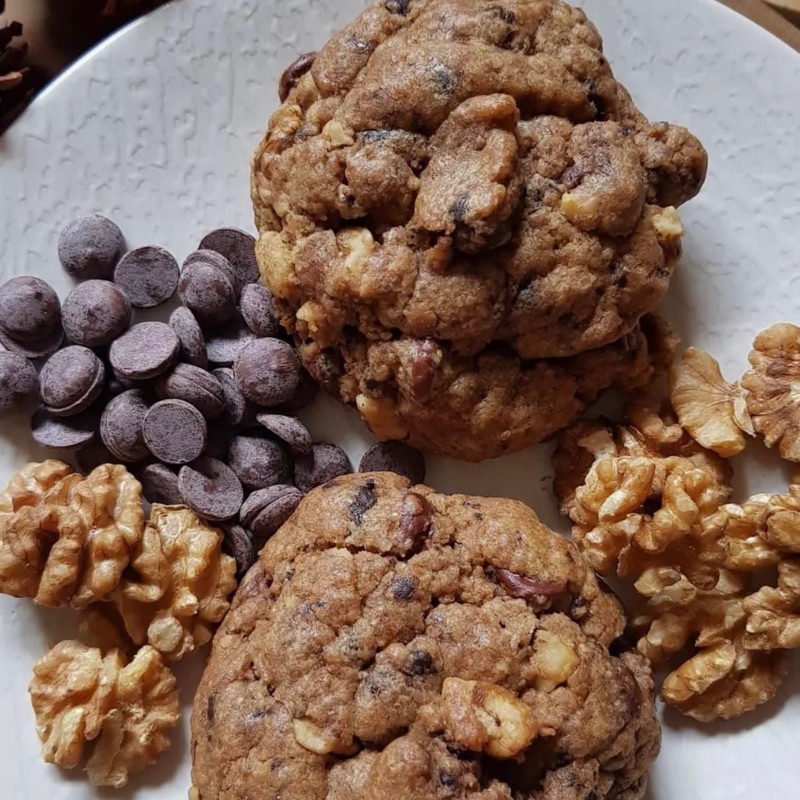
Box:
<box><xmin>29</xmin><ymin>641</ymin><xmax>180</xmax><ymax>787</ymax></box>
<box><xmin>0</xmin><ymin>461</ymin><xmax>145</xmax><ymax>607</ymax></box>
<box><xmin>114</xmin><ymin>505</ymin><xmax>237</xmax><ymax>660</ymax></box>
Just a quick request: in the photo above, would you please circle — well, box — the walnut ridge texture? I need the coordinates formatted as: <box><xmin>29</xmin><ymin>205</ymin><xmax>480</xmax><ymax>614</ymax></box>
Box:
<box><xmin>191</xmin><ymin>472</ymin><xmax>660</xmax><ymax>799</ymax></box>
<box><xmin>252</xmin><ymin>0</ymin><xmax>706</xmax><ymax>461</ymax></box>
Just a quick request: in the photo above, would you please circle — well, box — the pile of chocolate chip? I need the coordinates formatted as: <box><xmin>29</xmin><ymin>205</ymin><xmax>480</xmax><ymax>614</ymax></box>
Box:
<box><xmin>0</xmin><ymin>214</ymin><xmax>425</xmax><ymax>576</ymax></box>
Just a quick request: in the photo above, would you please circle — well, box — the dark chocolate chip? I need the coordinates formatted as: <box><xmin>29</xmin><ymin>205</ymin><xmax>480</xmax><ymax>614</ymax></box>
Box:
<box><xmin>62</xmin><ymin>280</ymin><xmax>132</xmax><ymax>348</ymax></box>
<box><xmin>58</xmin><ymin>214</ymin><xmax>126</xmax><ymax>280</ymax></box>
<box><xmin>0</xmin><ymin>276</ymin><xmax>61</xmax><ymax>342</ymax></box>
<box><xmin>278</xmin><ymin>52</ymin><xmax>317</xmax><ymax>103</ymax></box>
<box><xmin>155</xmin><ymin>363</ymin><xmax>226</xmax><ymax>420</ymax></box>
<box><xmin>76</xmin><ymin>441</ymin><xmax>115</xmax><ymax>474</ymax></box>
<box><xmin>212</xmin><ymin>367</ymin><xmax>250</xmax><ymax>427</ymax></box>
<box><xmin>100</xmin><ymin>389</ymin><xmax>151</xmax><ymax>463</ymax></box>
<box><xmin>359</xmin><ymin>441</ymin><xmax>425</xmax><ymax>483</ymax></box>
<box><xmin>0</xmin><ymin>325</ymin><xmax>64</xmax><ymax>360</ymax></box>
<box><xmin>348</xmin><ymin>479</ymin><xmax>377</xmax><ymax>525</ymax></box>
<box><xmin>0</xmin><ymin>352</ymin><xmax>38</xmax><ymax>414</ymax></box>
<box><xmin>114</xmin><ymin>245</ymin><xmax>179</xmax><ymax>308</ymax></box>
<box><xmin>206</xmin><ymin>317</ymin><xmax>257</xmax><ymax>367</ymax></box>
<box><xmin>198</xmin><ymin>228</ymin><xmax>261</xmax><ymax>287</ymax></box>
<box><xmin>240</xmin><ymin>484</ymin><xmax>304</xmax><ymax>540</ymax></box>
<box><xmin>392</xmin><ymin>576</ymin><xmax>415</xmax><ymax>600</ymax></box>
<box><xmin>406</xmin><ymin>649</ymin><xmax>435</xmax><ymax>676</ymax></box>
<box><xmin>222</xmin><ymin>523</ymin><xmax>256</xmax><ymax>579</ymax></box>
<box><xmin>276</xmin><ymin>368</ymin><xmax>318</xmax><ymax>413</ymax></box>
<box><xmin>294</xmin><ymin>442</ymin><xmax>352</xmax><ymax>492</ymax></box>
<box><xmin>139</xmin><ymin>463</ymin><xmax>183</xmax><ymax>505</ymax></box>
<box><xmin>169</xmin><ymin>306</ymin><xmax>208</xmax><ymax>368</ymax></box>
<box><xmin>31</xmin><ymin>407</ymin><xmax>97</xmax><ymax>451</ymax></box>
<box><xmin>109</xmin><ymin>321</ymin><xmax>180</xmax><ymax>381</ymax></box>
<box><xmin>256</xmin><ymin>413</ymin><xmax>312</xmax><ymax>454</ymax></box>
<box><xmin>399</xmin><ymin>491</ymin><xmax>432</xmax><ymax>552</ymax></box>
<box><xmin>183</xmin><ymin>249</ymin><xmax>240</xmax><ymax>295</ymax></box>
<box><xmin>234</xmin><ymin>338</ymin><xmax>300</xmax><ymax>407</ymax></box>
<box><xmin>39</xmin><ymin>345</ymin><xmax>105</xmax><ymax>417</ymax></box>
<box><xmin>178</xmin><ymin>261</ymin><xmax>237</xmax><ymax>328</ymax></box>
<box><xmin>239</xmin><ymin>283</ymin><xmax>280</xmax><ymax>338</ymax></box>
<box><xmin>143</xmin><ymin>399</ymin><xmax>208</xmax><ymax>465</ymax></box>
<box><xmin>495</xmin><ymin>568</ymin><xmax>570</xmax><ymax>611</ymax></box>
<box><xmin>226</xmin><ymin>434</ymin><xmax>290</xmax><ymax>490</ymax></box>
<box><xmin>178</xmin><ymin>457</ymin><xmax>244</xmax><ymax>522</ymax></box>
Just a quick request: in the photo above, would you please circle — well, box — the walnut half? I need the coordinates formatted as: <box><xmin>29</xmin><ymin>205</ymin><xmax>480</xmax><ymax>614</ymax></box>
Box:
<box><xmin>29</xmin><ymin>641</ymin><xmax>180</xmax><ymax>788</ymax></box>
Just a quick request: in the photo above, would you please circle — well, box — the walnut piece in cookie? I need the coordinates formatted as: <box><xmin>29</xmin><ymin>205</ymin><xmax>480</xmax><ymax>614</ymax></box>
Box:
<box><xmin>0</xmin><ymin>461</ymin><xmax>145</xmax><ymax>607</ymax></box>
<box><xmin>669</xmin><ymin>347</ymin><xmax>752</xmax><ymax>457</ymax></box>
<box><xmin>742</xmin><ymin>323</ymin><xmax>800</xmax><ymax>461</ymax></box>
<box><xmin>29</xmin><ymin>641</ymin><xmax>179</xmax><ymax>788</ymax></box>
<box><xmin>191</xmin><ymin>472</ymin><xmax>660</xmax><ymax>800</ymax></box>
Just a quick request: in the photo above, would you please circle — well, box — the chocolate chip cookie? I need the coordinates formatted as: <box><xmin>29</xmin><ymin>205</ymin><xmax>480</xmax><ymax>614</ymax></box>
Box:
<box><xmin>251</xmin><ymin>0</ymin><xmax>705</xmax><ymax>460</ymax></box>
<box><xmin>191</xmin><ymin>472</ymin><xmax>660</xmax><ymax>799</ymax></box>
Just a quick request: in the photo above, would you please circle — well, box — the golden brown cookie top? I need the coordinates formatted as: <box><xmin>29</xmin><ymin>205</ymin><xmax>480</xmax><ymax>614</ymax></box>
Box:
<box><xmin>191</xmin><ymin>473</ymin><xmax>660</xmax><ymax>800</ymax></box>
<box><xmin>252</xmin><ymin>0</ymin><xmax>705</xmax><ymax>360</ymax></box>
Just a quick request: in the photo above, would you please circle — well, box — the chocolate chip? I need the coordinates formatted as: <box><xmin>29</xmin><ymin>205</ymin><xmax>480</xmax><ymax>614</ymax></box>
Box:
<box><xmin>294</xmin><ymin>443</ymin><xmax>352</xmax><ymax>492</ymax></box>
<box><xmin>359</xmin><ymin>441</ymin><xmax>426</xmax><ymax>483</ymax></box>
<box><xmin>406</xmin><ymin>649</ymin><xmax>435</xmax><ymax>676</ymax></box>
<box><xmin>213</xmin><ymin>367</ymin><xmax>250</xmax><ymax>427</ymax></box>
<box><xmin>276</xmin><ymin>368</ymin><xmax>318</xmax><ymax>413</ymax></box>
<box><xmin>114</xmin><ymin>245</ymin><xmax>179</xmax><ymax>308</ymax></box>
<box><xmin>348</xmin><ymin>479</ymin><xmax>377</xmax><ymax>525</ymax></box>
<box><xmin>256</xmin><ymin>413</ymin><xmax>312</xmax><ymax>454</ymax></box>
<box><xmin>240</xmin><ymin>283</ymin><xmax>280</xmax><ymax>338</ymax></box>
<box><xmin>495</xmin><ymin>568</ymin><xmax>570</xmax><ymax>611</ymax></box>
<box><xmin>62</xmin><ymin>280</ymin><xmax>132</xmax><ymax>348</ymax></box>
<box><xmin>222</xmin><ymin>523</ymin><xmax>256</xmax><ymax>579</ymax></box>
<box><xmin>410</xmin><ymin>338</ymin><xmax>437</xmax><ymax>401</ymax></box>
<box><xmin>399</xmin><ymin>491</ymin><xmax>432</xmax><ymax>552</ymax></box>
<box><xmin>58</xmin><ymin>214</ymin><xmax>125</xmax><ymax>280</ymax></box>
<box><xmin>234</xmin><ymin>338</ymin><xmax>301</xmax><ymax>407</ymax></box>
<box><xmin>169</xmin><ymin>307</ymin><xmax>208</xmax><ymax>368</ymax></box>
<box><xmin>77</xmin><ymin>441</ymin><xmax>115</xmax><ymax>474</ymax></box>
<box><xmin>392</xmin><ymin>576</ymin><xmax>415</xmax><ymax>600</ymax></box>
<box><xmin>31</xmin><ymin>407</ymin><xmax>97</xmax><ymax>451</ymax></box>
<box><xmin>178</xmin><ymin>261</ymin><xmax>237</xmax><ymax>328</ymax></box>
<box><xmin>206</xmin><ymin>694</ymin><xmax>215</xmax><ymax>722</ymax></box>
<box><xmin>206</xmin><ymin>317</ymin><xmax>257</xmax><ymax>367</ymax></box>
<box><xmin>278</xmin><ymin>51</ymin><xmax>317</xmax><ymax>103</ymax></box>
<box><xmin>0</xmin><ymin>352</ymin><xmax>38</xmax><ymax>415</ymax></box>
<box><xmin>100</xmin><ymin>389</ymin><xmax>151</xmax><ymax>463</ymax></box>
<box><xmin>143</xmin><ymin>399</ymin><xmax>208</xmax><ymax>465</ymax></box>
<box><xmin>178</xmin><ymin>457</ymin><xmax>244</xmax><ymax>522</ymax></box>
<box><xmin>139</xmin><ymin>462</ymin><xmax>182</xmax><ymax>505</ymax></box>
<box><xmin>109</xmin><ymin>321</ymin><xmax>180</xmax><ymax>381</ymax></box>
<box><xmin>0</xmin><ymin>276</ymin><xmax>61</xmax><ymax>342</ymax></box>
<box><xmin>385</xmin><ymin>0</ymin><xmax>410</xmax><ymax>15</ymax></box>
<box><xmin>198</xmin><ymin>228</ymin><xmax>261</xmax><ymax>287</ymax></box>
<box><xmin>227</xmin><ymin>434</ymin><xmax>290</xmax><ymax>490</ymax></box>
<box><xmin>183</xmin><ymin>249</ymin><xmax>240</xmax><ymax>295</ymax></box>
<box><xmin>155</xmin><ymin>363</ymin><xmax>226</xmax><ymax>420</ymax></box>
<box><xmin>240</xmin><ymin>484</ymin><xmax>304</xmax><ymax>539</ymax></box>
<box><xmin>0</xmin><ymin>324</ymin><xmax>64</xmax><ymax>360</ymax></box>
<box><xmin>39</xmin><ymin>346</ymin><xmax>105</xmax><ymax>417</ymax></box>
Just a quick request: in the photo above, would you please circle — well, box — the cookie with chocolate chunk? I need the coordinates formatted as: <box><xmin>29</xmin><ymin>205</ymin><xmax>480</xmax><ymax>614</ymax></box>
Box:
<box><xmin>191</xmin><ymin>472</ymin><xmax>660</xmax><ymax>800</ymax></box>
<box><xmin>251</xmin><ymin>0</ymin><xmax>704</xmax><ymax>461</ymax></box>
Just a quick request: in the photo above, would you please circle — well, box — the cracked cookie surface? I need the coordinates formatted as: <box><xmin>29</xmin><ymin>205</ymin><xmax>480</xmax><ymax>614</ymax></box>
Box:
<box><xmin>191</xmin><ymin>472</ymin><xmax>660</xmax><ymax>799</ymax></box>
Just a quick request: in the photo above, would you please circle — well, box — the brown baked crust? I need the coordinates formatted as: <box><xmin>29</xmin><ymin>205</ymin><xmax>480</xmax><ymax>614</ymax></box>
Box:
<box><xmin>191</xmin><ymin>472</ymin><xmax>660</xmax><ymax>799</ymax></box>
<box><xmin>252</xmin><ymin>0</ymin><xmax>704</xmax><ymax>359</ymax></box>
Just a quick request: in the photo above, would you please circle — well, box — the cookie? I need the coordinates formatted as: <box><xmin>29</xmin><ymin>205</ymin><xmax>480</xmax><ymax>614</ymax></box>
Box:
<box><xmin>251</xmin><ymin>0</ymin><xmax>706</xmax><ymax>459</ymax></box>
<box><xmin>190</xmin><ymin>473</ymin><xmax>660</xmax><ymax>800</ymax></box>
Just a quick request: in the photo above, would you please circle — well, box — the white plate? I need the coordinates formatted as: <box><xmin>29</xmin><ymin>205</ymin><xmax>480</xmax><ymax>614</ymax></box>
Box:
<box><xmin>1</xmin><ymin>0</ymin><xmax>799</xmax><ymax>797</ymax></box>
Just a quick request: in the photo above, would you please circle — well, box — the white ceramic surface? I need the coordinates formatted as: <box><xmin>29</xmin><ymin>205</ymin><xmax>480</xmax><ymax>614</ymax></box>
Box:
<box><xmin>0</xmin><ymin>0</ymin><xmax>799</xmax><ymax>797</ymax></box>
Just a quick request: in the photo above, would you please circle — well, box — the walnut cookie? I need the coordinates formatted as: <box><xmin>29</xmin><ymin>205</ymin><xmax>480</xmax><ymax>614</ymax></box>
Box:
<box><xmin>252</xmin><ymin>0</ymin><xmax>706</xmax><ymax>460</ymax></box>
<box><xmin>191</xmin><ymin>472</ymin><xmax>660</xmax><ymax>800</ymax></box>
